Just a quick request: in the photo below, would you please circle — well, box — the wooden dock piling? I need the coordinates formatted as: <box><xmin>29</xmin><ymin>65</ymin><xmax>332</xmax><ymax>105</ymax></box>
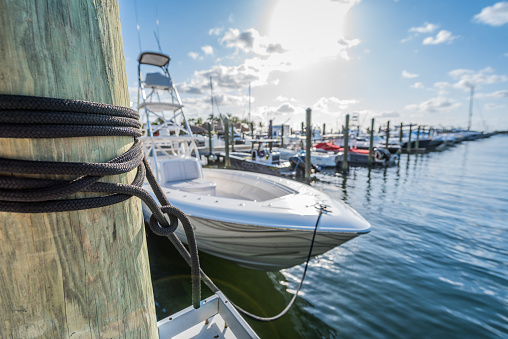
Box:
<box><xmin>0</xmin><ymin>1</ymin><xmax>157</xmax><ymax>337</ymax></box>
<box><xmin>368</xmin><ymin>118</ymin><xmax>375</xmax><ymax>165</ymax></box>
<box><xmin>268</xmin><ymin>119</ymin><xmax>273</xmax><ymax>152</ymax></box>
<box><xmin>208</xmin><ymin>123</ymin><xmax>213</xmax><ymax>155</ymax></box>
<box><xmin>305</xmin><ymin>108</ymin><xmax>312</xmax><ymax>181</ymax></box>
<box><xmin>416</xmin><ymin>125</ymin><xmax>421</xmax><ymax>150</ymax></box>
<box><xmin>224</xmin><ymin>118</ymin><xmax>230</xmax><ymax>167</ymax></box>
<box><xmin>281</xmin><ymin>124</ymin><xmax>284</xmax><ymax>148</ymax></box>
<box><xmin>399</xmin><ymin>122</ymin><xmax>403</xmax><ymax>152</ymax></box>
<box><xmin>231</xmin><ymin>122</ymin><xmax>235</xmax><ymax>152</ymax></box>
<box><xmin>407</xmin><ymin>123</ymin><xmax>413</xmax><ymax>153</ymax></box>
<box><xmin>342</xmin><ymin>114</ymin><xmax>350</xmax><ymax>171</ymax></box>
<box><xmin>386</xmin><ymin>121</ymin><xmax>390</xmax><ymax>149</ymax></box>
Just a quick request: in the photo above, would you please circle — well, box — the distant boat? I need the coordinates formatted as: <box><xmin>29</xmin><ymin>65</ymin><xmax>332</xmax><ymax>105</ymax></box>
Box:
<box><xmin>225</xmin><ymin>144</ymin><xmax>296</xmax><ymax>176</ymax></box>
<box><xmin>137</xmin><ymin>51</ymin><xmax>371</xmax><ymax>271</ymax></box>
<box><xmin>314</xmin><ymin>142</ymin><xmax>396</xmax><ymax>166</ymax></box>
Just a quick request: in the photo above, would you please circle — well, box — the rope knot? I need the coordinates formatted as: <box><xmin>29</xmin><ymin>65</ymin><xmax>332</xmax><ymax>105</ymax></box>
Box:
<box><xmin>148</xmin><ymin>205</ymin><xmax>179</xmax><ymax>236</ymax></box>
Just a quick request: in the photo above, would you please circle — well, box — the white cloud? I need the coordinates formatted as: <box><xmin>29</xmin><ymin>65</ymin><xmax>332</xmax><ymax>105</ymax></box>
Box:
<box><xmin>476</xmin><ymin>89</ymin><xmax>508</xmax><ymax>98</ymax></box>
<box><xmin>201</xmin><ymin>45</ymin><xmax>214</xmax><ymax>55</ymax></box>
<box><xmin>402</xmin><ymin>70</ymin><xmax>419</xmax><ymax>78</ymax></box>
<box><xmin>402</xmin><ymin>22</ymin><xmax>439</xmax><ymax>42</ymax></box>
<box><xmin>448</xmin><ymin>67</ymin><xmax>508</xmax><ymax>89</ymax></box>
<box><xmin>405</xmin><ymin>96</ymin><xmax>462</xmax><ymax>113</ymax></box>
<box><xmin>411</xmin><ymin>82</ymin><xmax>425</xmax><ymax>89</ymax></box>
<box><xmin>209</xmin><ymin>27</ymin><xmax>223</xmax><ymax>36</ymax></box>
<box><xmin>188</xmin><ymin>51</ymin><xmax>201</xmax><ymax>60</ymax></box>
<box><xmin>410</xmin><ymin>22</ymin><xmax>439</xmax><ymax>34</ymax></box>
<box><xmin>276</xmin><ymin>103</ymin><xmax>296</xmax><ymax>113</ymax></box>
<box><xmin>434</xmin><ymin>81</ymin><xmax>451</xmax><ymax>89</ymax></box>
<box><xmin>473</xmin><ymin>2</ymin><xmax>508</xmax><ymax>26</ymax></box>
<box><xmin>423</xmin><ymin>30</ymin><xmax>459</xmax><ymax>45</ymax></box>
<box><xmin>313</xmin><ymin>97</ymin><xmax>359</xmax><ymax>112</ymax></box>
<box><xmin>220</xmin><ymin>28</ymin><xmax>287</xmax><ymax>56</ymax></box>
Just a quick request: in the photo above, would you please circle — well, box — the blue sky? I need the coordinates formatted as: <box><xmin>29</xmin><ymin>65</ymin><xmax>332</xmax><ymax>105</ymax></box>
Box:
<box><xmin>119</xmin><ymin>0</ymin><xmax>508</xmax><ymax>132</ymax></box>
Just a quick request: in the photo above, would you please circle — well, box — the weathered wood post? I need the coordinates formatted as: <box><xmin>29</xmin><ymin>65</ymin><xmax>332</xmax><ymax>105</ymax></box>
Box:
<box><xmin>305</xmin><ymin>108</ymin><xmax>312</xmax><ymax>182</ymax></box>
<box><xmin>268</xmin><ymin>119</ymin><xmax>273</xmax><ymax>152</ymax></box>
<box><xmin>301</xmin><ymin>121</ymin><xmax>304</xmax><ymax>134</ymax></box>
<box><xmin>368</xmin><ymin>118</ymin><xmax>375</xmax><ymax>165</ymax></box>
<box><xmin>208</xmin><ymin>123</ymin><xmax>213</xmax><ymax>155</ymax></box>
<box><xmin>342</xmin><ymin>114</ymin><xmax>350</xmax><ymax>171</ymax></box>
<box><xmin>224</xmin><ymin>118</ymin><xmax>230</xmax><ymax>167</ymax></box>
<box><xmin>281</xmin><ymin>124</ymin><xmax>284</xmax><ymax>148</ymax></box>
<box><xmin>416</xmin><ymin>125</ymin><xmax>421</xmax><ymax>150</ymax></box>
<box><xmin>385</xmin><ymin>120</ymin><xmax>390</xmax><ymax>149</ymax></box>
<box><xmin>407</xmin><ymin>123</ymin><xmax>413</xmax><ymax>153</ymax></box>
<box><xmin>230</xmin><ymin>122</ymin><xmax>235</xmax><ymax>152</ymax></box>
<box><xmin>0</xmin><ymin>1</ymin><xmax>157</xmax><ymax>338</ymax></box>
<box><xmin>322</xmin><ymin>123</ymin><xmax>326</xmax><ymax>136</ymax></box>
<box><xmin>250</xmin><ymin>122</ymin><xmax>254</xmax><ymax>150</ymax></box>
<box><xmin>399</xmin><ymin>122</ymin><xmax>403</xmax><ymax>151</ymax></box>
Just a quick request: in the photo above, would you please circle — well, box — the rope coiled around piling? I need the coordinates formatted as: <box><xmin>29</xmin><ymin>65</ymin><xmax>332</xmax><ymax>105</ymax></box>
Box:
<box><xmin>0</xmin><ymin>94</ymin><xmax>201</xmax><ymax>309</ymax></box>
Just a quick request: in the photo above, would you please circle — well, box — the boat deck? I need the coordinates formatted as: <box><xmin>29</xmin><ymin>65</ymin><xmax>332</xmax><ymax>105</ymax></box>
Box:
<box><xmin>158</xmin><ymin>292</ymin><xmax>258</xmax><ymax>339</ymax></box>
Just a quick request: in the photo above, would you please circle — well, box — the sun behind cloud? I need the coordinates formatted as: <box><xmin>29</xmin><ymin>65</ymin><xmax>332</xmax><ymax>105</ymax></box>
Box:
<box><xmin>266</xmin><ymin>0</ymin><xmax>359</xmax><ymax>67</ymax></box>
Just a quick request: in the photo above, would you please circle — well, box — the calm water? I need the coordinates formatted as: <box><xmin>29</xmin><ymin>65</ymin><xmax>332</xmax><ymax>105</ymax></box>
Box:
<box><xmin>147</xmin><ymin>134</ymin><xmax>508</xmax><ymax>338</ymax></box>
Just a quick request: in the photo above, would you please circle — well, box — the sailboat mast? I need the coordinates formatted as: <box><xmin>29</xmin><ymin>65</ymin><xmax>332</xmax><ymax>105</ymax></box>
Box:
<box><xmin>248</xmin><ymin>82</ymin><xmax>251</xmax><ymax>124</ymax></box>
<box><xmin>468</xmin><ymin>85</ymin><xmax>474</xmax><ymax>131</ymax></box>
<box><xmin>210</xmin><ymin>77</ymin><xmax>214</xmax><ymax>133</ymax></box>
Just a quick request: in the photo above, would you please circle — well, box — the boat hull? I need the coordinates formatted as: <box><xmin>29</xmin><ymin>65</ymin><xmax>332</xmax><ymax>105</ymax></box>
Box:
<box><xmin>174</xmin><ymin>215</ymin><xmax>359</xmax><ymax>270</ymax></box>
<box><xmin>142</xmin><ymin>168</ymin><xmax>370</xmax><ymax>270</ymax></box>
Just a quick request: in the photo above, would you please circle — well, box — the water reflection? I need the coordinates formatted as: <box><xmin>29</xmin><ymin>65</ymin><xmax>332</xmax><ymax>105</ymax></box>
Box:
<box><xmin>146</xmin><ymin>224</ymin><xmax>335</xmax><ymax>338</ymax></box>
<box><xmin>148</xmin><ymin>136</ymin><xmax>508</xmax><ymax>339</ymax></box>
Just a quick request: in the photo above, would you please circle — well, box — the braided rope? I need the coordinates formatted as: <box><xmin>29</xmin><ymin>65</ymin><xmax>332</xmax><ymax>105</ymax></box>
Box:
<box><xmin>0</xmin><ymin>94</ymin><xmax>200</xmax><ymax>309</ymax></box>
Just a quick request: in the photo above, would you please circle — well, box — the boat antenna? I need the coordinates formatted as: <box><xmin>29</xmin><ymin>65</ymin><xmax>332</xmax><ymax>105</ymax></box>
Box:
<box><xmin>133</xmin><ymin>0</ymin><xmax>142</xmax><ymax>52</ymax></box>
<box><xmin>467</xmin><ymin>85</ymin><xmax>474</xmax><ymax>131</ymax></box>
<box><xmin>154</xmin><ymin>6</ymin><xmax>162</xmax><ymax>52</ymax></box>
<box><xmin>248</xmin><ymin>82</ymin><xmax>251</xmax><ymax>125</ymax></box>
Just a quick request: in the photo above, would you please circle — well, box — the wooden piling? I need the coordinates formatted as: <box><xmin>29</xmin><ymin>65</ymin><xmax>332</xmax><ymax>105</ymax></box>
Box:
<box><xmin>281</xmin><ymin>124</ymin><xmax>284</xmax><ymax>148</ymax></box>
<box><xmin>386</xmin><ymin>120</ymin><xmax>390</xmax><ymax>149</ymax></box>
<box><xmin>407</xmin><ymin>123</ymin><xmax>413</xmax><ymax>153</ymax></box>
<box><xmin>368</xmin><ymin>118</ymin><xmax>375</xmax><ymax>165</ymax></box>
<box><xmin>342</xmin><ymin>114</ymin><xmax>350</xmax><ymax>171</ymax></box>
<box><xmin>0</xmin><ymin>1</ymin><xmax>157</xmax><ymax>337</ymax></box>
<box><xmin>399</xmin><ymin>122</ymin><xmax>403</xmax><ymax>147</ymax></box>
<box><xmin>268</xmin><ymin>119</ymin><xmax>273</xmax><ymax>152</ymax></box>
<box><xmin>230</xmin><ymin>122</ymin><xmax>235</xmax><ymax>152</ymax></box>
<box><xmin>416</xmin><ymin>125</ymin><xmax>421</xmax><ymax>150</ymax></box>
<box><xmin>224</xmin><ymin>118</ymin><xmax>230</xmax><ymax>167</ymax></box>
<box><xmin>323</xmin><ymin>123</ymin><xmax>326</xmax><ymax>136</ymax></box>
<box><xmin>305</xmin><ymin>108</ymin><xmax>312</xmax><ymax>181</ymax></box>
<box><xmin>208</xmin><ymin>123</ymin><xmax>213</xmax><ymax>155</ymax></box>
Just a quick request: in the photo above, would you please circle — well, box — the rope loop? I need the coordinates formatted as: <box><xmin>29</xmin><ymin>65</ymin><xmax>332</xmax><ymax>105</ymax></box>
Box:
<box><xmin>148</xmin><ymin>205</ymin><xmax>179</xmax><ymax>236</ymax></box>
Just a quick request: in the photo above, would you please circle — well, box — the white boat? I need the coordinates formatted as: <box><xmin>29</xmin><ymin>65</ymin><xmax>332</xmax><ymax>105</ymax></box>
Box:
<box><xmin>278</xmin><ymin>140</ymin><xmax>338</xmax><ymax>168</ymax></box>
<box><xmin>226</xmin><ymin>145</ymin><xmax>295</xmax><ymax>177</ymax></box>
<box><xmin>137</xmin><ymin>51</ymin><xmax>371</xmax><ymax>271</ymax></box>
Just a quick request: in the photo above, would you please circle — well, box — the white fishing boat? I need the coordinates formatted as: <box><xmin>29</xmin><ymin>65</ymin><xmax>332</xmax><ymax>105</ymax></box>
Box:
<box><xmin>137</xmin><ymin>51</ymin><xmax>371</xmax><ymax>271</ymax></box>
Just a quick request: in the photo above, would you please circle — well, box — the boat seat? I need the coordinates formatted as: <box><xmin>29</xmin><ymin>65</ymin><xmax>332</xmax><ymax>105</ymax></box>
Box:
<box><xmin>144</xmin><ymin>72</ymin><xmax>173</xmax><ymax>89</ymax></box>
<box><xmin>158</xmin><ymin>158</ymin><xmax>216</xmax><ymax>195</ymax></box>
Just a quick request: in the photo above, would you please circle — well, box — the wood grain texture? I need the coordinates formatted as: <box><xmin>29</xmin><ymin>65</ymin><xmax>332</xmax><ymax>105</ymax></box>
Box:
<box><xmin>0</xmin><ymin>0</ymin><xmax>158</xmax><ymax>337</ymax></box>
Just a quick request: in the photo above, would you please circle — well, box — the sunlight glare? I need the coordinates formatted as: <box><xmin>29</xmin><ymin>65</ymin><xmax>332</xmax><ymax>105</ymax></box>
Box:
<box><xmin>267</xmin><ymin>0</ymin><xmax>355</xmax><ymax>67</ymax></box>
